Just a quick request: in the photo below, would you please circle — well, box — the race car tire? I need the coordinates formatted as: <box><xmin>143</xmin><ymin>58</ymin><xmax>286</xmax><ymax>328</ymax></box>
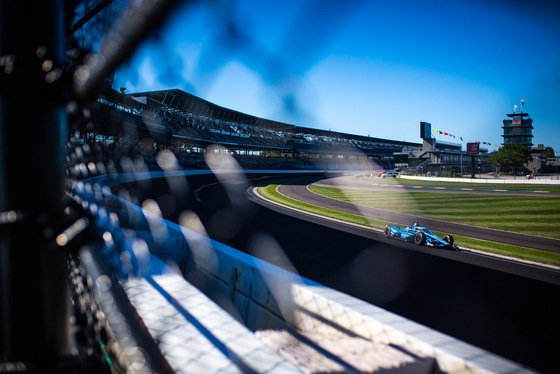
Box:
<box><xmin>414</xmin><ymin>232</ymin><xmax>426</xmax><ymax>245</ymax></box>
<box><xmin>384</xmin><ymin>225</ymin><xmax>392</xmax><ymax>238</ymax></box>
<box><xmin>443</xmin><ymin>235</ymin><xmax>454</xmax><ymax>245</ymax></box>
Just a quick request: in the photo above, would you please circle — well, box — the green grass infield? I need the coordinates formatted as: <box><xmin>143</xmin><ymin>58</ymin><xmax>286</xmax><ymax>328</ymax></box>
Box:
<box><xmin>309</xmin><ymin>185</ymin><xmax>560</xmax><ymax>239</ymax></box>
<box><xmin>373</xmin><ymin>177</ymin><xmax>560</xmax><ymax>192</ymax></box>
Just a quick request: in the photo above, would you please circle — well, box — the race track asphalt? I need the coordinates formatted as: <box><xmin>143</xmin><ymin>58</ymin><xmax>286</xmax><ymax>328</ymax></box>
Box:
<box><xmin>276</xmin><ymin>176</ymin><xmax>560</xmax><ymax>254</ymax></box>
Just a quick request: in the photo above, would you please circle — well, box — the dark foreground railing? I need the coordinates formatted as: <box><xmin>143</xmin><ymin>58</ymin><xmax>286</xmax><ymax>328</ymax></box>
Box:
<box><xmin>0</xmin><ymin>0</ymin><xmax>180</xmax><ymax>370</ymax></box>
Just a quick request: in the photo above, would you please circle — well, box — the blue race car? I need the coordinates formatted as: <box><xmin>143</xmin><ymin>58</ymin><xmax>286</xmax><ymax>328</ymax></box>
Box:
<box><xmin>384</xmin><ymin>221</ymin><xmax>458</xmax><ymax>250</ymax></box>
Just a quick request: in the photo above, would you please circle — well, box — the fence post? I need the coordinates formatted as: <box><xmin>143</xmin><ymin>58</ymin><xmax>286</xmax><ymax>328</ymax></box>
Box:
<box><xmin>0</xmin><ymin>0</ymin><xmax>70</xmax><ymax>365</ymax></box>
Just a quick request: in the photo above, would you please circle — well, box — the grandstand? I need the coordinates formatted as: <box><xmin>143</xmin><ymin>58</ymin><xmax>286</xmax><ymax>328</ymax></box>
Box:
<box><xmin>75</xmin><ymin>85</ymin><xmax>420</xmax><ymax>171</ymax></box>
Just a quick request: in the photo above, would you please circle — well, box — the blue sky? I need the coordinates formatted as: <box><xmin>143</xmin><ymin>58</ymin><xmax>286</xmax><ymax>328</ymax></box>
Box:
<box><xmin>115</xmin><ymin>0</ymin><xmax>560</xmax><ymax>153</ymax></box>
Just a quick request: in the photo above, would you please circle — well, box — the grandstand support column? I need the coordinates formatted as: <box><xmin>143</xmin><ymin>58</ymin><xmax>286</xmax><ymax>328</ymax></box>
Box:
<box><xmin>0</xmin><ymin>0</ymin><xmax>70</xmax><ymax>367</ymax></box>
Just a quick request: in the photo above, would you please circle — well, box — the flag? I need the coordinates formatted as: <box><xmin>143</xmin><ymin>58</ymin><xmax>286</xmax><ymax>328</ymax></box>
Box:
<box><xmin>434</xmin><ymin>130</ymin><xmax>439</xmax><ymax>134</ymax></box>
<box><xmin>514</xmin><ymin>104</ymin><xmax>518</xmax><ymax>112</ymax></box>
<box><xmin>521</xmin><ymin>98</ymin><xmax>524</xmax><ymax>105</ymax></box>
<box><xmin>460</xmin><ymin>136</ymin><xmax>463</xmax><ymax>141</ymax></box>
<box><xmin>444</xmin><ymin>132</ymin><xmax>448</xmax><ymax>135</ymax></box>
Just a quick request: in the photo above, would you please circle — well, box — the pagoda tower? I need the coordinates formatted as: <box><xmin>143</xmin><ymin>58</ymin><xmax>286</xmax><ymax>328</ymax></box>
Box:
<box><xmin>502</xmin><ymin>111</ymin><xmax>533</xmax><ymax>149</ymax></box>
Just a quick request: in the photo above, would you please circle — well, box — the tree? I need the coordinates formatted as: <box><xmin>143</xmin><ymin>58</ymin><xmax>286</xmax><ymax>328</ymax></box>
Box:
<box><xmin>545</xmin><ymin>147</ymin><xmax>555</xmax><ymax>159</ymax></box>
<box><xmin>449</xmin><ymin>165</ymin><xmax>460</xmax><ymax>177</ymax></box>
<box><xmin>486</xmin><ymin>144</ymin><xmax>533</xmax><ymax>174</ymax></box>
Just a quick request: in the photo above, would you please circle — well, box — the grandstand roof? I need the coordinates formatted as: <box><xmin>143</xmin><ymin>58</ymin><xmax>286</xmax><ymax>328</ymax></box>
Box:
<box><xmin>130</xmin><ymin>89</ymin><xmax>421</xmax><ymax>149</ymax></box>
<box><xmin>129</xmin><ymin>89</ymin><xmax>297</xmax><ymax>132</ymax></box>
<box><xmin>435</xmin><ymin>140</ymin><xmax>462</xmax><ymax>150</ymax></box>
<box><xmin>291</xmin><ymin>126</ymin><xmax>419</xmax><ymax>147</ymax></box>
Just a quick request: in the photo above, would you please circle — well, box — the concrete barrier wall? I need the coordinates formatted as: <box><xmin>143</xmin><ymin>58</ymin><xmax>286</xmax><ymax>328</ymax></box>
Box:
<box><xmin>400</xmin><ymin>175</ymin><xmax>560</xmax><ymax>184</ymax></box>
<box><xmin>78</xmin><ymin>170</ymin><xmax>534</xmax><ymax>373</ymax></box>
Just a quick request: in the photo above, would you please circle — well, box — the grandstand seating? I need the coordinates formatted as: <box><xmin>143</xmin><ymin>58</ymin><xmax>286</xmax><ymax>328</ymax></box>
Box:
<box><xmin>81</xmin><ymin>87</ymin><xmax>420</xmax><ymax>171</ymax></box>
